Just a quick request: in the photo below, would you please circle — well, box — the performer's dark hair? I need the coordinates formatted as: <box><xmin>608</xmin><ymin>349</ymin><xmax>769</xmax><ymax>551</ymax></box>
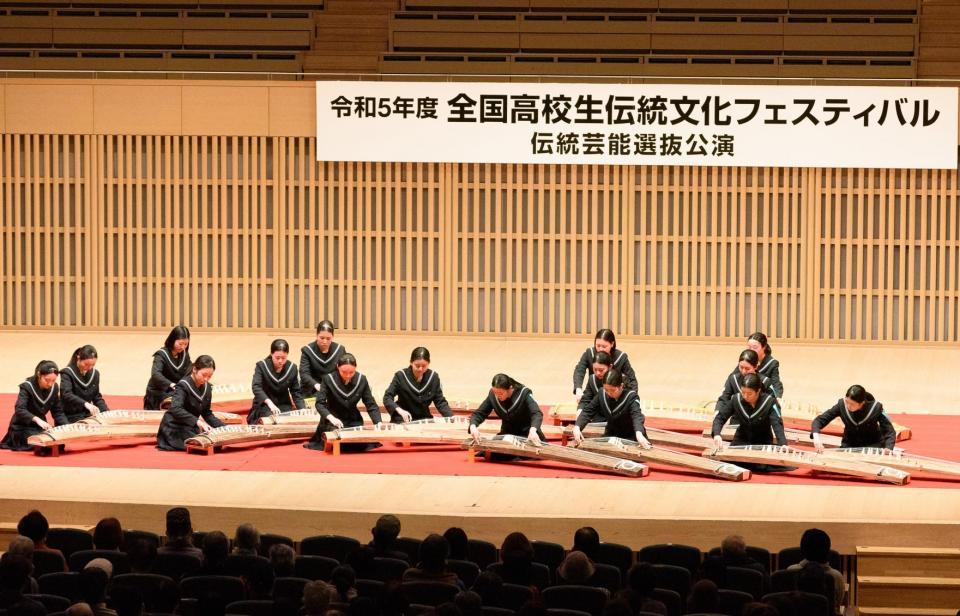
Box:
<box><xmin>594</xmin><ymin>329</ymin><xmax>617</xmax><ymax>353</ymax></box>
<box><xmin>846</xmin><ymin>384</ymin><xmax>869</xmax><ymax>403</ymax></box>
<box><xmin>271</xmin><ymin>339</ymin><xmax>290</xmax><ymax>354</ymax></box>
<box><xmin>337</xmin><ymin>353</ymin><xmax>358</xmax><ymax>367</ymax></box>
<box><xmin>740</xmin><ymin>373</ymin><xmax>764</xmax><ymax>392</ymax></box>
<box><xmin>69</xmin><ymin>345</ymin><xmax>98</xmax><ymax>369</ymax></box>
<box><xmin>33</xmin><ymin>360</ymin><xmax>60</xmax><ymax>380</ymax></box>
<box><xmin>193</xmin><ymin>355</ymin><xmax>216</xmax><ymax>371</ymax></box>
<box><xmin>747</xmin><ymin>331</ymin><xmax>772</xmax><ymax>355</ymax></box>
<box><xmin>738</xmin><ymin>349</ymin><xmax>760</xmax><ymax>367</ymax></box>
<box><xmin>603</xmin><ymin>368</ymin><xmax>624</xmax><ymax>388</ymax></box>
<box><xmin>316</xmin><ymin>320</ymin><xmax>336</xmax><ymax>334</ymax></box>
<box><xmin>163</xmin><ymin>325</ymin><xmax>191</xmax><ymax>352</ymax></box>
<box><xmin>491</xmin><ymin>373</ymin><xmax>516</xmax><ymax>390</ymax></box>
<box><xmin>593</xmin><ymin>351</ymin><xmax>613</xmax><ymax>366</ymax></box>
<box><xmin>410</xmin><ymin>347</ymin><xmax>431</xmax><ymax>363</ymax></box>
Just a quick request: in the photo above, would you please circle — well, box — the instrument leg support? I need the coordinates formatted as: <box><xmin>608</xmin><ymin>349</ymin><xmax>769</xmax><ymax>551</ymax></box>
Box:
<box><xmin>186</xmin><ymin>444</ymin><xmax>215</xmax><ymax>456</ymax></box>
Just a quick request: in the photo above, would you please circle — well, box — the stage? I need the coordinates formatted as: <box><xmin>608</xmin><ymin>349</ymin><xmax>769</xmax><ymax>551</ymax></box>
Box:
<box><xmin>1</xmin><ymin>330</ymin><xmax>959</xmax><ymax>555</ymax></box>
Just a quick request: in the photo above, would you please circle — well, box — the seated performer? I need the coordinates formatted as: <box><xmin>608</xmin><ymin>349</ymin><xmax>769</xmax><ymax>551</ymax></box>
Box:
<box><xmin>1</xmin><ymin>360</ymin><xmax>67</xmax><ymax>451</ymax></box>
<box><xmin>746</xmin><ymin>332</ymin><xmax>783</xmax><ymax>399</ymax></box>
<box><xmin>811</xmin><ymin>385</ymin><xmax>896</xmax><ymax>453</ymax></box>
<box><xmin>143</xmin><ymin>326</ymin><xmax>192</xmax><ymax>410</ymax></box>
<box><xmin>60</xmin><ymin>345</ymin><xmax>109</xmax><ymax>423</ymax></box>
<box><xmin>299</xmin><ymin>320</ymin><xmax>346</xmax><ymax>398</ymax></box>
<box><xmin>383</xmin><ymin>347</ymin><xmax>453</xmax><ymax>423</ymax></box>
<box><xmin>712</xmin><ymin>373</ymin><xmax>787</xmax><ymax>449</ymax></box>
<box><xmin>576</xmin><ymin>351</ymin><xmax>614</xmax><ymax>417</ymax></box>
<box><xmin>304</xmin><ymin>353</ymin><xmax>381</xmax><ymax>451</ymax></box>
<box><xmin>468</xmin><ymin>373</ymin><xmax>545</xmax><ymax>445</ymax></box>
<box><xmin>715</xmin><ymin>349</ymin><xmax>775</xmax><ymax>418</ymax></box>
<box><xmin>156</xmin><ymin>355</ymin><xmax>225</xmax><ymax>451</ymax></box>
<box><xmin>572</xmin><ymin>368</ymin><xmax>651</xmax><ymax>448</ymax></box>
<box><xmin>247</xmin><ymin>339</ymin><xmax>306</xmax><ymax>425</ymax></box>
<box><xmin>572</xmin><ymin>329</ymin><xmax>637</xmax><ymax>401</ymax></box>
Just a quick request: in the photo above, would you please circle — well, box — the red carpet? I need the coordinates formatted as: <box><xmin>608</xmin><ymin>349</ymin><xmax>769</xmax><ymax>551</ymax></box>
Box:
<box><xmin>1</xmin><ymin>394</ymin><xmax>958</xmax><ymax>488</ymax></box>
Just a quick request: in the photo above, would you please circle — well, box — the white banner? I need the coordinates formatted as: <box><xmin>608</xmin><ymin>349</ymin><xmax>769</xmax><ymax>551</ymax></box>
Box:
<box><xmin>316</xmin><ymin>81</ymin><xmax>957</xmax><ymax>169</ymax></box>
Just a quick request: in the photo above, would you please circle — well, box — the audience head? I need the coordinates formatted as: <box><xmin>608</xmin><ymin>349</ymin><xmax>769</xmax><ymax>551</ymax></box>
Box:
<box><xmin>126</xmin><ymin>537</ymin><xmax>157</xmax><ymax>574</ymax></box>
<box><xmin>79</xmin><ymin>565</ymin><xmax>110</xmax><ymax>605</ymax></box>
<box><xmin>443</xmin><ymin>527</ymin><xmax>469</xmax><ymax>560</ymax></box>
<box><xmin>302</xmin><ymin>580</ymin><xmax>334</xmax><ymax>616</ymax></box>
<box><xmin>7</xmin><ymin>536</ymin><xmax>34</xmax><ymax>559</ymax></box>
<box><xmin>269</xmin><ymin>543</ymin><xmax>296</xmax><ymax>578</ymax></box>
<box><xmin>233</xmin><ymin>523</ymin><xmax>260</xmax><ymax>554</ymax></box>
<box><xmin>371</xmin><ymin>514</ymin><xmax>401</xmax><ymax>548</ymax></box>
<box><xmin>16</xmin><ymin>510</ymin><xmax>49</xmax><ymax>546</ymax></box>
<box><xmin>799</xmin><ymin>528</ymin><xmax>832</xmax><ymax>564</ymax></box>
<box><xmin>557</xmin><ymin>551</ymin><xmax>594</xmax><ymax>584</ymax></box>
<box><xmin>572</xmin><ymin>526</ymin><xmax>600</xmax><ymax>558</ymax></box>
<box><xmin>454</xmin><ymin>590</ymin><xmax>482</xmax><ymax>616</ymax></box>
<box><xmin>242</xmin><ymin>558</ymin><xmax>275</xmax><ymax>600</ymax></box>
<box><xmin>85</xmin><ymin>558</ymin><xmax>114</xmax><ymax>580</ymax></box>
<box><xmin>721</xmin><ymin>534</ymin><xmax>747</xmax><ymax>558</ymax></box>
<box><xmin>500</xmin><ymin>531</ymin><xmax>533</xmax><ymax>565</ymax></box>
<box><xmin>330</xmin><ymin>564</ymin><xmax>357</xmax><ymax>599</ymax></box>
<box><xmin>418</xmin><ymin>533</ymin><xmax>450</xmax><ymax>571</ymax></box>
<box><xmin>202</xmin><ymin>530</ymin><xmax>229</xmax><ymax>567</ymax></box>
<box><xmin>687</xmin><ymin>579</ymin><xmax>719</xmax><ymax>612</ymax></box>
<box><xmin>0</xmin><ymin>554</ymin><xmax>33</xmax><ymax>592</ymax></box>
<box><xmin>93</xmin><ymin>517</ymin><xmax>124</xmax><ymax>550</ymax></box>
<box><xmin>164</xmin><ymin>507</ymin><xmax>194</xmax><ymax>544</ymax></box>
<box><xmin>626</xmin><ymin>562</ymin><xmax>658</xmax><ymax>595</ymax></box>
<box><xmin>65</xmin><ymin>603</ymin><xmax>95</xmax><ymax>616</ymax></box>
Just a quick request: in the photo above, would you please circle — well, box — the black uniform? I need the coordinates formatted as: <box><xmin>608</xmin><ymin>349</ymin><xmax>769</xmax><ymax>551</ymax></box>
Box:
<box><xmin>304</xmin><ymin>372</ymin><xmax>381</xmax><ymax>450</ymax></box>
<box><xmin>756</xmin><ymin>354</ymin><xmax>783</xmax><ymax>398</ymax></box>
<box><xmin>143</xmin><ymin>349</ymin><xmax>192</xmax><ymax>410</ymax></box>
<box><xmin>811</xmin><ymin>395</ymin><xmax>896</xmax><ymax>449</ymax></box>
<box><xmin>572</xmin><ymin>348</ymin><xmax>637</xmax><ymax>393</ymax></box>
<box><xmin>576</xmin><ymin>389</ymin><xmax>646</xmax><ymax>441</ymax></box>
<box><xmin>715</xmin><ymin>371</ymin><xmax>774</xmax><ymax>417</ymax></box>
<box><xmin>1</xmin><ymin>378</ymin><xmax>68</xmax><ymax>451</ymax></box>
<box><xmin>60</xmin><ymin>366</ymin><xmax>109</xmax><ymax>423</ymax></box>
<box><xmin>469</xmin><ymin>384</ymin><xmax>545</xmax><ymax>441</ymax></box>
<box><xmin>247</xmin><ymin>358</ymin><xmax>306</xmax><ymax>425</ymax></box>
<box><xmin>382</xmin><ymin>368</ymin><xmax>452</xmax><ymax>423</ymax></box>
<box><xmin>712</xmin><ymin>391</ymin><xmax>786</xmax><ymax>446</ymax></box>
<box><xmin>156</xmin><ymin>377</ymin><xmax>225</xmax><ymax>451</ymax></box>
<box><xmin>577</xmin><ymin>373</ymin><xmax>603</xmax><ymax>415</ymax></box>
<box><xmin>299</xmin><ymin>341</ymin><xmax>346</xmax><ymax>398</ymax></box>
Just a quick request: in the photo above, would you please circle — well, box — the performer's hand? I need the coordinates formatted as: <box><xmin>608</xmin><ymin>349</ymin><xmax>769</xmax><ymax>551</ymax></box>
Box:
<box><xmin>812</xmin><ymin>433</ymin><xmax>824</xmax><ymax>453</ymax></box>
<box><xmin>397</xmin><ymin>408</ymin><xmax>412</xmax><ymax>423</ymax></box>
<box><xmin>713</xmin><ymin>435</ymin><xmax>725</xmax><ymax>450</ymax></box>
<box><xmin>327</xmin><ymin>415</ymin><xmax>344</xmax><ymax>429</ymax></box>
<box><xmin>574</xmin><ymin>387</ymin><xmax>584</xmax><ymax>402</ymax></box>
<box><xmin>527</xmin><ymin>428</ymin><xmax>543</xmax><ymax>447</ymax></box>
<box><xmin>197</xmin><ymin>420</ymin><xmax>211</xmax><ymax>432</ymax></box>
<box><xmin>572</xmin><ymin>426</ymin><xmax>583</xmax><ymax>446</ymax></box>
<box><xmin>314</xmin><ymin>383</ymin><xmax>323</xmax><ymax>392</ymax></box>
<box><xmin>169</xmin><ymin>383</ymin><xmax>176</xmax><ymax>390</ymax></box>
<box><xmin>637</xmin><ymin>433</ymin><xmax>652</xmax><ymax>450</ymax></box>
<box><xmin>85</xmin><ymin>402</ymin><xmax>100</xmax><ymax>416</ymax></box>
<box><xmin>266</xmin><ymin>400</ymin><xmax>280</xmax><ymax>414</ymax></box>
<box><xmin>35</xmin><ymin>418</ymin><xmax>51</xmax><ymax>430</ymax></box>
<box><xmin>469</xmin><ymin>424</ymin><xmax>481</xmax><ymax>445</ymax></box>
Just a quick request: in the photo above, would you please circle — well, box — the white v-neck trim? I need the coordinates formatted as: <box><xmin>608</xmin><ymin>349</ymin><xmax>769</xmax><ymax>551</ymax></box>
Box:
<box><xmin>400</xmin><ymin>369</ymin><xmax>434</xmax><ymax>394</ymax></box>
<box><xmin>179</xmin><ymin>378</ymin><xmax>208</xmax><ymax>401</ymax></box>
<box><xmin>25</xmin><ymin>381</ymin><xmax>55</xmax><ymax>405</ymax></box>
<box><xmin>260</xmin><ymin>359</ymin><xmax>293</xmax><ymax>384</ymax></box>
<box><xmin>64</xmin><ymin>366</ymin><xmax>96</xmax><ymax>388</ymax></box>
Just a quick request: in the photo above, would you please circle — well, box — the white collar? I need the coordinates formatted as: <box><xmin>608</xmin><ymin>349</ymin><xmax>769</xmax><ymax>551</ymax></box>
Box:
<box><xmin>326</xmin><ymin>372</ymin><xmax>362</xmax><ymax>398</ymax></box>
<box><xmin>400</xmin><ymin>368</ymin><xmax>434</xmax><ymax>394</ymax></box>
<box><xmin>493</xmin><ymin>387</ymin><xmax>528</xmax><ymax>413</ymax></box>
<box><xmin>602</xmin><ymin>390</ymin><xmax>634</xmax><ymax>415</ymax></box>
<box><xmin>25</xmin><ymin>381</ymin><xmax>56</xmax><ymax>405</ymax></box>
<box><xmin>161</xmin><ymin>349</ymin><xmax>187</xmax><ymax>370</ymax></box>
<box><xmin>260</xmin><ymin>359</ymin><xmax>293</xmax><ymax>384</ymax></box>
<box><xmin>64</xmin><ymin>365</ymin><xmax>96</xmax><ymax>388</ymax></box>
<box><xmin>305</xmin><ymin>342</ymin><xmax>341</xmax><ymax>364</ymax></box>
<box><xmin>843</xmin><ymin>400</ymin><xmax>878</xmax><ymax>426</ymax></box>
<box><xmin>179</xmin><ymin>378</ymin><xmax>208</xmax><ymax>401</ymax></box>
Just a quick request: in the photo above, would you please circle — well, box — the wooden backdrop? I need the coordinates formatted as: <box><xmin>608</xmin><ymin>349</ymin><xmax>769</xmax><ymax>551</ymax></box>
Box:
<box><xmin>0</xmin><ymin>80</ymin><xmax>957</xmax><ymax>342</ymax></box>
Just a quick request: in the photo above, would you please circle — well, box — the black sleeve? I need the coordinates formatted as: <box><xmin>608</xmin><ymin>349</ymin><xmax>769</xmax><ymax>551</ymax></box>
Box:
<box><xmin>201</xmin><ymin>399</ymin><xmax>225</xmax><ymax>429</ymax></box>
<box><xmin>60</xmin><ymin>372</ymin><xmax>85</xmax><ymax>408</ymax></box>
<box><xmin>526</xmin><ymin>394</ymin><xmax>543</xmax><ymax>431</ymax></box>
<box><xmin>50</xmin><ymin>386</ymin><xmax>67</xmax><ymax>426</ymax></box>
<box><xmin>630</xmin><ymin>399</ymin><xmax>646</xmax><ymax>436</ymax></box>
<box><xmin>619</xmin><ymin>354</ymin><xmax>639</xmax><ymax>393</ymax></box>
<box><xmin>382</xmin><ymin>371</ymin><xmax>402</xmax><ymax>419</ymax></box>
<box><xmin>315</xmin><ymin>380</ymin><xmax>331</xmax><ymax>419</ymax></box>
<box><xmin>168</xmin><ymin>385</ymin><xmax>198</xmax><ymax>427</ymax></box>
<box><xmin>299</xmin><ymin>348</ymin><xmax>319</xmax><ymax>393</ymax></box>
<box><xmin>715</xmin><ymin>373</ymin><xmax>737</xmax><ymax>414</ymax></box>
<box><xmin>93</xmin><ymin>375</ymin><xmax>109</xmax><ymax>413</ymax></box>
<box><xmin>766</xmin><ymin>360</ymin><xmax>783</xmax><ymax>398</ymax></box>
<box><xmin>151</xmin><ymin>353</ymin><xmax>174</xmax><ymax>391</ymax></box>
<box><xmin>13</xmin><ymin>385</ymin><xmax>34</xmax><ymax>424</ymax></box>
<box><xmin>578</xmin><ymin>380</ymin><xmax>596</xmax><ymax>414</ymax></box>
<box><xmin>251</xmin><ymin>363</ymin><xmax>267</xmax><ymax>407</ymax></box>
<box><xmin>711</xmin><ymin>400</ymin><xmax>735</xmax><ymax>438</ymax></box>
<box><xmin>572</xmin><ymin>349</ymin><xmax>592</xmax><ymax>393</ymax></box>
<box><xmin>811</xmin><ymin>400</ymin><xmax>843</xmax><ymax>435</ymax></box>
<box><xmin>575</xmin><ymin>395</ymin><xmax>601</xmax><ymax>430</ymax></box>
<box><xmin>877</xmin><ymin>404</ymin><xmax>897</xmax><ymax>449</ymax></box>
<box><xmin>360</xmin><ymin>380</ymin><xmax>382</xmax><ymax>425</ymax></box>
<box><xmin>469</xmin><ymin>397</ymin><xmax>493</xmax><ymax>429</ymax></box>
<box><xmin>289</xmin><ymin>372</ymin><xmax>306</xmax><ymax>410</ymax></box>
<box><xmin>770</xmin><ymin>402</ymin><xmax>787</xmax><ymax>446</ymax></box>
<box><xmin>432</xmin><ymin>378</ymin><xmax>453</xmax><ymax>418</ymax></box>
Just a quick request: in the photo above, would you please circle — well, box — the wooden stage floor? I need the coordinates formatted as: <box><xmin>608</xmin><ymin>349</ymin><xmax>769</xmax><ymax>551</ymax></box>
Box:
<box><xmin>1</xmin><ymin>329</ymin><xmax>958</xmax><ymax>553</ymax></box>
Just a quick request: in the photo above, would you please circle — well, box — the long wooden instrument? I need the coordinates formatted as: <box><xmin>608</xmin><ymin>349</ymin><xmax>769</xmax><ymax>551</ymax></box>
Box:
<box><xmin>706</xmin><ymin>425</ymin><xmax>844</xmax><ymax>448</ymax></box>
<box><xmin>705</xmin><ymin>444</ymin><xmax>910</xmax><ymax>485</ymax></box>
<box><xmin>184</xmin><ymin>424</ymin><xmax>317</xmax><ymax>455</ymax></box>
<box><xmin>817</xmin><ymin>447</ymin><xmax>960</xmax><ymax>479</ymax></box>
<box><xmin>322</xmin><ymin>422</ymin><xmax>472</xmax><ymax>454</ymax></box>
<box><xmin>576</xmin><ymin>437</ymin><xmax>751</xmax><ymax>481</ymax></box>
<box><xmin>645</xmin><ymin>427</ymin><xmax>718</xmax><ymax>451</ymax></box>
<box><xmin>570</xmin><ymin>437</ymin><xmax>750</xmax><ymax>481</ymax></box>
<box><xmin>259</xmin><ymin>409</ymin><xmax>322</xmax><ymax>426</ymax></box>
<box><xmin>80</xmin><ymin>410</ymin><xmax>243</xmax><ymax>426</ymax></box>
<box><xmin>27</xmin><ymin>424</ymin><xmax>159</xmax><ymax>456</ymax></box>
<box><xmin>463</xmin><ymin>434</ymin><xmax>648</xmax><ymax>478</ymax></box>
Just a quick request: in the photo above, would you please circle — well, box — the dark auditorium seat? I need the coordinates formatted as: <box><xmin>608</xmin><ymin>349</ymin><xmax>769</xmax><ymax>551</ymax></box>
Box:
<box><xmin>594</xmin><ymin>542</ymin><xmax>634</xmax><ymax>574</ymax></box>
<box><xmin>498</xmin><ymin>583</ymin><xmax>534</xmax><ymax>610</ymax></box>
<box><xmin>542</xmin><ymin>585</ymin><xmax>608</xmax><ymax>616</ymax></box>
<box><xmin>46</xmin><ymin>528</ymin><xmax>93</xmax><ymax>560</ymax></box>
<box><xmin>124</xmin><ymin>530</ymin><xmax>162</xmax><ymax>551</ymax></box>
<box><xmin>33</xmin><ymin>550</ymin><xmax>67</xmax><ymax>577</ymax></box>
<box><xmin>25</xmin><ymin>594</ymin><xmax>71</xmax><ymax>613</ymax></box>
<box><xmin>650</xmin><ymin>587</ymin><xmax>682</xmax><ymax>616</ymax></box>
<box><xmin>482</xmin><ymin>608</ymin><xmax>516</xmax><ymax>616</ymax></box>
<box><xmin>355</xmin><ymin>578</ymin><xmax>385</xmax><ymax>599</ymax></box>
<box><xmin>763</xmin><ymin>591</ymin><xmax>830</xmax><ymax>616</ymax></box>
<box><xmin>707</xmin><ymin>545</ymin><xmax>772</xmax><ymax>572</ymax></box>
<box><xmin>716</xmin><ymin>588</ymin><xmax>753</xmax><ymax>616</ymax></box>
<box><xmin>110</xmin><ymin>573</ymin><xmax>179</xmax><ymax>614</ymax></box>
<box><xmin>588</xmin><ymin>562</ymin><xmax>621</xmax><ymax>593</ymax></box>
<box><xmin>221</xmin><ymin>554</ymin><xmax>271</xmax><ymax>579</ymax></box>
<box><xmin>272</xmin><ymin>576</ymin><xmax>310</xmax><ymax>603</ymax></box>
<box><xmin>400</xmin><ymin>581</ymin><xmax>460</xmax><ymax>606</ymax></box>
<box><xmin>257</xmin><ymin>533</ymin><xmax>294</xmax><ymax>557</ymax></box>
<box><xmin>299</xmin><ymin>534</ymin><xmax>360</xmax><ymax>562</ymax></box>
<box><xmin>371</xmin><ymin>556</ymin><xmax>410</xmax><ymax>582</ymax></box>
<box><xmin>532</xmin><ymin>539</ymin><xmax>565</xmax><ymax>574</ymax></box>
<box><xmin>447</xmin><ymin>558</ymin><xmax>480</xmax><ymax>587</ymax></box>
<box><xmin>179</xmin><ymin>575</ymin><xmax>245</xmax><ymax>606</ymax></box>
<box><xmin>294</xmin><ymin>555</ymin><xmax>339</xmax><ymax>581</ymax></box>
<box><xmin>638</xmin><ymin>544</ymin><xmax>701</xmax><ymax>577</ymax></box>
<box><xmin>546</xmin><ymin>610</ymin><xmax>592</xmax><ymax>616</ymax></box>
<box><xmin>724</xmin><ymin>565</ymin><xmax>765</xmax><ymax>599</ymax></box>
<box><xmin>151</xmin><ymin>552</ymin><xmax>202</xmax><ymax>581</ymax></box>
<box><xmin>486</xmin><ymin>561</ymin><xmax>551</xmax><ymax>589</ymax></box>
<box><xmin>37</xmin><ymin>572</ymin><xmax>81</xmax><ymax>602</ymax></box>
<box><xmin>467</xmin><ymin>538</ymin><xmax>498</xmax><ymax>569</ymax></box>
<box><xmin>395</xmin><ymin>536</ymin><xmax>423</xmax><ymax>564</ymax></box>
<box><xmin>224</xmin><ymin>599</ymin><xmax>275</xmax><ymax>616</ymax></box>
<box><xmin>69</xmin><ymin>549</ymin><xmax>131</xmax><ymax>574</ymax></box>
<box><xmin>776</xmin><ymin>546</ymin><xmax>842</xmax><ymax>571</ymax></box>
<box><xmin>649</xmin><ymin>564</ymin><xmax>691</xmax><ymax>600</ymax></box>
